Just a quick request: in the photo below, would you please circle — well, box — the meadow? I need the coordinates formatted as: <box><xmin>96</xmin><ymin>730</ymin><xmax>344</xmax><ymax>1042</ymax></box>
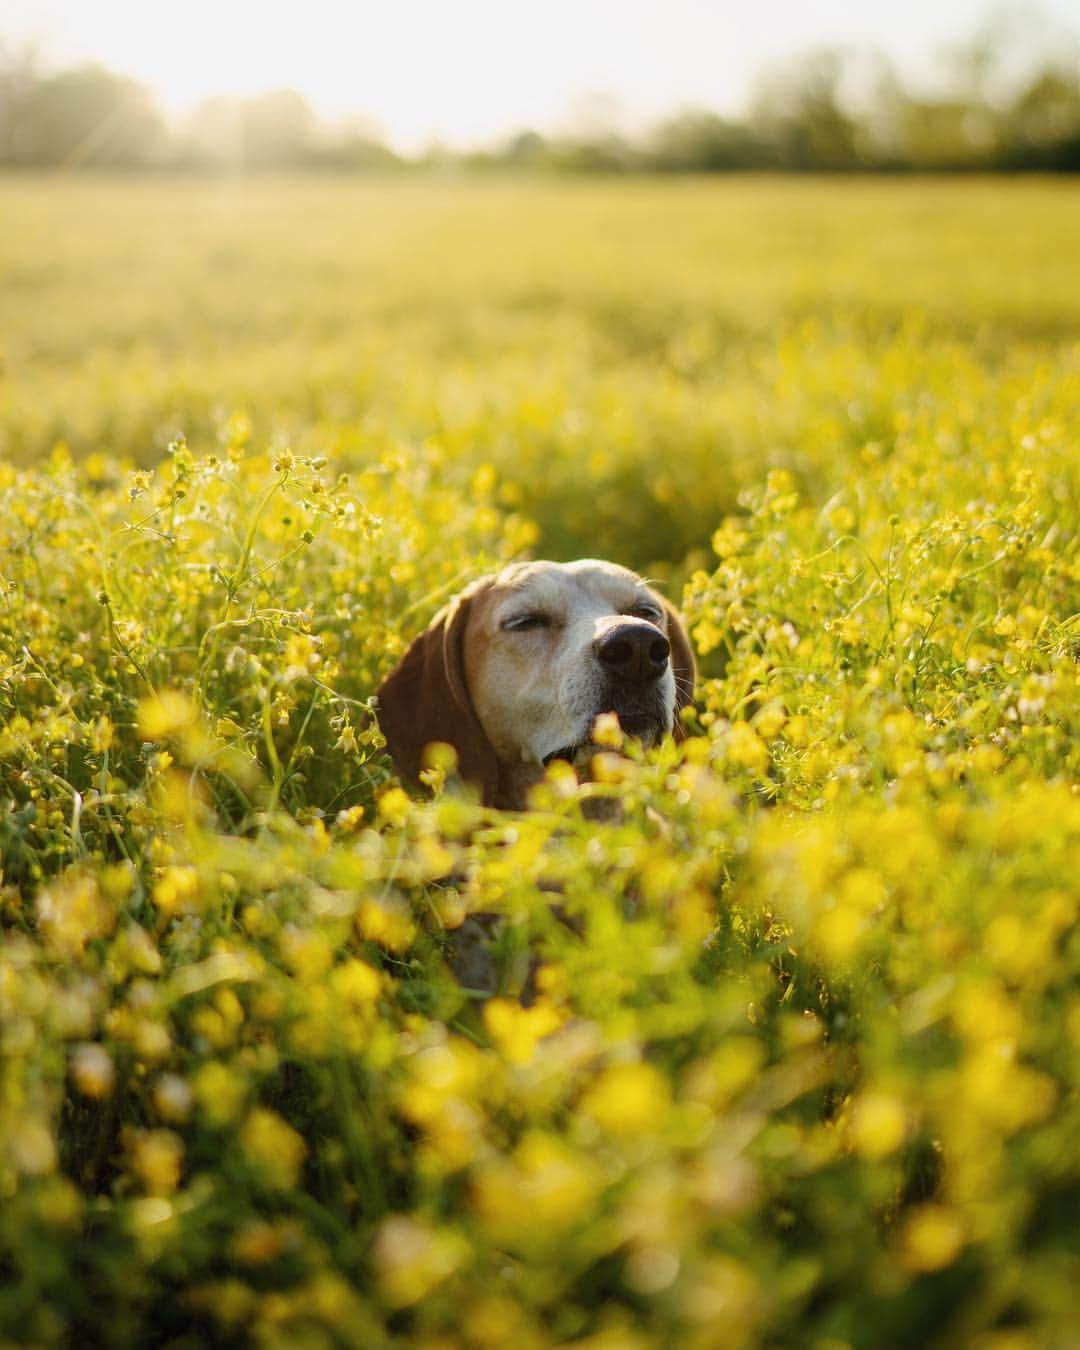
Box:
<box><xmin>1</xmin><ymin>174</ymin><xmax>1078</xmax><ymax>1347</ymax></box>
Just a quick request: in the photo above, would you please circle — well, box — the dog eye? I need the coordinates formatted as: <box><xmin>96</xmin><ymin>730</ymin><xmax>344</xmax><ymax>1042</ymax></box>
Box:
<box><xmin>502</xmin><ymin>612</ymin><xmax>550</xmax><ymax>632</ymax></box>
<box><xmin>625</xmin><ymin>603</ymin><xmax>663</xmax><ymax>624</ymax></box>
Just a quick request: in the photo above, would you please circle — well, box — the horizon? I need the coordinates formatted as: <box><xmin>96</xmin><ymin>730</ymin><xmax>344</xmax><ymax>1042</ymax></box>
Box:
<box><xmin>2</xmin><ymin>0</ymin><xmax>1078</xmax><ymax>152</ymax></box>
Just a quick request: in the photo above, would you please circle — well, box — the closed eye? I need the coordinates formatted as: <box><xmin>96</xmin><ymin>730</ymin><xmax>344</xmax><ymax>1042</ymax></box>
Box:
<box><xmin>624</xmin><ymin>603</ymin><xmax>663</xmax><ymax>624</ymax></box>
<box><xmin>501</xmin><ymin>612</ymin><xmax>552</xmax><ymax>632</ymax></box>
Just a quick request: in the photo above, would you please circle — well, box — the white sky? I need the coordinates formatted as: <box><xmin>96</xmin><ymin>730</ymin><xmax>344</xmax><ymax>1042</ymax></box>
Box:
<box><xmin>2</xmin><ymin>0</ymin><xmax>1079</xmax><ymax>150</ymax></box>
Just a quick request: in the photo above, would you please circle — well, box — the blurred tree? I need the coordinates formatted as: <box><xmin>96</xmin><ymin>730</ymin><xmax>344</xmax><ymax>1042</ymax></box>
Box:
<box><xmin>646</xmin><ymin>111</ymin><xmax>775</xmax><ymax>171</ymax></box>
<box><xmin>547</xmin><ymin>90</ymin><xmax>636</xmax><ymax>173</ymax></box>
<box><xmin>750</xmin><ymin>50</ymin><xmax>862</xmax><ymax>170</ymax></box>
<box><xmin>500</xmin><ymin>130</ymin><xmax>549</xmax><ymax>169</ymax></box>
<box><xmin>182</xmin><ymin>95</ymin><xmax>243</xmax><ymax>168</ymax></box>
<box><xmin>545</xmin><ymin>133</ymin><xmax>636</xmax><ymax>174</ymax></box>
<box><xmin>241</xmin><ymin>89</ymin><xmax>315</xmax><ymax>167</ymax></box>
<box><xmin>998</xmin><ymin>69</ymin><xmax>1080</xmax><ymax>168</ymax></box>
<box><xmin>183</xmin><ymin>89</ymin><xmax>315</xmax><ymax>169</ymax></box>
<box><xmin>942</xmin><ymin>1</ymin><xmax>1071</xmax><ymax>106</ymax></box>
<box><xmin>0</xmin><ymin>40</ymin><xmax>40</xmax><ymax>162</ymax></box>
<box><xmin>899</xmin><ymin>100</ymin><xmax>998</xmax><ymax>170</ymax></box>
<box><xmin>11</xmin><ymin>64</ymin><xmax>165</xmax><ymax>166</ymax></box>
<box><xmin>308</xmin><ymin>127</ymin><xmax>401</xmax><ymax>171</ymax></box>
<box><xmin>1</xmin><ymin>4</ymin><xmax>1079</xmax><ymax>176</ymax></box>
<box><xmin>1008</xmin><ymin>70</ymin><xmax>1080</xmax><ymax>143</ymax></box>
<box><xmin>835</xmin><ymin>51</ymin><xmax>910</xmax><ymax>168</ymax></box>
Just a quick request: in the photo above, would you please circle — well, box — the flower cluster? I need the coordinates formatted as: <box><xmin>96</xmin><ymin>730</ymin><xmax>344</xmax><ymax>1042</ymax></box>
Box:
<box><xmin>2</xmin><ymin>178</ymin><xmax>1078</xmax><ymax>1348</ymax></box>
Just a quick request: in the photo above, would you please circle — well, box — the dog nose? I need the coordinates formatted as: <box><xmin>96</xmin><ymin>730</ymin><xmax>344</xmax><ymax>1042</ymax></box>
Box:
<box><xmin>595</xmin><ymin>623</ymin><xmax>670</xmax><ymax>682</ymax></box>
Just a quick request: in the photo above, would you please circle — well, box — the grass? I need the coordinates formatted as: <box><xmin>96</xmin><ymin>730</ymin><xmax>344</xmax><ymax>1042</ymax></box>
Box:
<box><xmin>0</xmin><ymin>173</ymin><xmax>1078</xmax><ymax>1348</ymax></box>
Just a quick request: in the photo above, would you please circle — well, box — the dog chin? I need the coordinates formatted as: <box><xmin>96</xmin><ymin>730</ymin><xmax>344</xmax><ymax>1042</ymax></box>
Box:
<box><xmin>611</xmin><ymin>711</ymin><xmax>664</xmax><ymax>743</ymax></box>
<box><xmin>607</xmin><ymin>688</ymin><xmax>671</xmax><ymax>742</ymax></box>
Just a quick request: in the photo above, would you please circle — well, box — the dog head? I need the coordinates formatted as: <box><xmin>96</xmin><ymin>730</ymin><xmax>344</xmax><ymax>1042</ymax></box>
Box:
<box><xmin>376</xmin><ymin>559</ymin><xmax>695</xmax><ymax>808</ymax></box>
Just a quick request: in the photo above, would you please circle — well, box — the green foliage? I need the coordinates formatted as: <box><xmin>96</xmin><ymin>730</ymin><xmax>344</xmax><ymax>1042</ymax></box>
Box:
<box><xmin>0</xmin><ymin>179</ymin><xmax>1078</xmax><ymax>1348</ymax></box>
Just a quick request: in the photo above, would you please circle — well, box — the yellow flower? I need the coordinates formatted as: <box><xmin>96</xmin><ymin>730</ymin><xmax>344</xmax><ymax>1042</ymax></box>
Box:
<box><xmin>152</xmin><ymin>865</ymin><xmax>200</xmax><ymax>918</ymax></box>
<box><xmin>413</xmin><ymin>834</ymin><xmax>456</xmax><ymax>880</ymax></box>
<box><xmin>472</xmin><ymin>1132</ymin><xmax>599</xmax><ymax>1241</ymax></box>
<box><xmin>329</xmin><ymin>958</ymin><xmax>381</xmax><ymax>1006</ymax></box>
<box><xmin>814</xmin><ymin>904</ymin><xmax>868</xmax><ymax>962</ymax></box>
<box><xmin>34</xmin><ymin>1178</ymin><xmax>83</xmax><ymax>1230</ymax></box>
<box><xmin>712</xmin><ymin>519</ymin><xmax>749</xmax><ymax>559</ymax></box>
<box><xmin>356</xmin><ymin>898</ymin><xmax>415</xmax><ymax>953</ymax></box>
<box><xmin>681</xmin><ymin>1038</ymin><xmax>766</xmax><ymax>1107</ymax></box>
<box><xmin>837</xmin><ymin>615</ymin><xmax>864</xmax><ymax>645</ymax></box>
<box><xmin>333</xmin><ymin>722</ymin><xmax>359</xmax><ymax>754</ymax></box>
<box><xmin>692</xmin><ymin>616</ymin><xmax>726</xmax><ymax>655</ymax></box>
<box><xmin>283</xmin><ymin>632</ymin><xmax>321</xmax><ymax>681</ymax></box>
<box><xmin>752</xmin><ymin>702</ymin><xmax>787</xmax><ymax>741</ymax></box>
<box><xmin>783</xmin><ymin>715</ymin><xmax>810</xmax><ymax>748</ymax></box>
<box><xmin>580</xmin><ymin>1061</ymin><xmax>671</xmax><ymax>1137</ymax></box>
<box><xmin>91</xmin><ymin>715</ymin><xmax>114</xmax><ymax>752</ymax></box>
<box><xmin>377</xmin><ymin>786</ymin><xmax>411</xmax><ymax>827</ymax></box>
<box><xmin>483</xmin><ymin>998</ymin><xmax>563</xmax><ymax>1065</ymax></box>
<box><xmin>111</xmin><ymin>922</ymin><xmax>162</xmax><ymax>976</ymax></box>
<box><xmin>373</xmin><ymin>1215</ymin><xmax>468</xmax><ymax>1308</ymax></box>
<box><xmin>153</xmin><ymin>1074</ymin><xmax>194</xmax><ymax>1124</ymax></box>
<box><xmin>36</xmin><ymin>870</ymin><xmax>116</xmax><ymax>955</ymax></box>
<box><xmin>334</xmin><ymin>803</ymin><xmax>366</xmax><ymax>832</ymax></box>
<box><xmin>9</xmin><ymin>1116</ymin><xmax>58</xmax><ymax>1176</ymax></box>
<box><xmin>591</xmin><ymin>711</ymin><xmax>624</xmax><ymax>749</ymax></box>
<box><xmin>137</xmin><ymin>690</ymin><xmax>198</xmax><ymax>742</ymax></box>
<box><xmin>849</xmin><ymin>1091</ymin><xmax>907</xmax><ymax>1159</ymax></box>
<box><xmin>280</xmin><ymin>926</ymin><xmax>333</xmax><ymax>982</ymax></box>
<box><xmin>901</xmin><ymin>1205</ymin><xmax>965</xmax><ymax>1272</ymax></box>
<box><xmin>71</xmin><ymin>1043</ymin><xmax>115</xmax><ymax>1099</ymax></box>
<box><xmin>839</xmin><ymin>867</ymin><xmax>887</xmax><ymax>913</ymax></box>
<box><xmin>726</xmin><ymin>722</ymin><xmax>769</xmax><ymax>775</ymax></box>
<box><xmin>127</xmin><ymin>1129</ymin><xmax>183</xmax><ymax>1196</ymax></box>
<box><xmin>231</xmin><ymin>1219</ymin><xmax>302</xmax><ymax>1267</ymax></box>
<box><xmin>241</xmin><ymin>1109</ymin><xmax>307</xmax><ymax>1190</ymax></box>
<box><xmin>194</xmin><ymin>1062</ymin><xmax>248</xmax><ymax>1128</ymax></box>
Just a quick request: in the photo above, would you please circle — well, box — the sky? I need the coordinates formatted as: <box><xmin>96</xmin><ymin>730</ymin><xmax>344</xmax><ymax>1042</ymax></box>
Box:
<box><xmin>2</xmin><ymin>0</ymin><xmax>1079</xmax><ymax>150</ymax></box>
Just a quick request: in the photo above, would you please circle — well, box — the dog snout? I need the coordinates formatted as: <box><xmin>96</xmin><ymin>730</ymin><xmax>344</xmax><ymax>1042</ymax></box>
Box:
<box><xmin>594</xmin><ymin>622</ymin><xmax>670</xmax><ymax>683</ymax></box>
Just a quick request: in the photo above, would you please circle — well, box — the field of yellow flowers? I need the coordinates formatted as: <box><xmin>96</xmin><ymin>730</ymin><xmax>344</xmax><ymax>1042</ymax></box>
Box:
<box><xmin>1</xmin><ymin>175</ymin><xmax>1079</xmax><ymax>1348</ymax></box>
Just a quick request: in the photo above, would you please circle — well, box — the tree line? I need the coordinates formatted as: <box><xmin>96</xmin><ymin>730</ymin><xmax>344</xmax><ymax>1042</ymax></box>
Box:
<box><xmin>1</xmin><ymin>20</ymin><xmax>1078</xmax><ymax>174</ymax></box>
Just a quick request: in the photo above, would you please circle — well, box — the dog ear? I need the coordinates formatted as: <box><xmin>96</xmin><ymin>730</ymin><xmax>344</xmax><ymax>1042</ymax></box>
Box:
<box><xmin>661</xmin><ymin>595</ymin><xmax>697</xmax><ymax>740</ymax></box>
<box><xmin>376</xmin><ymin>583</ymin><xmax>500</xmax><ymax>802</ymax></box>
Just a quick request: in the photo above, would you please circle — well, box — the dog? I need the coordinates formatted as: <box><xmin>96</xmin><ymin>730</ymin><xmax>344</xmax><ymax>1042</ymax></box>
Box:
<box><xmin>376</xmin><ymin>559</ymin><xmax>696</xmax><ymax>809</ymax></box>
